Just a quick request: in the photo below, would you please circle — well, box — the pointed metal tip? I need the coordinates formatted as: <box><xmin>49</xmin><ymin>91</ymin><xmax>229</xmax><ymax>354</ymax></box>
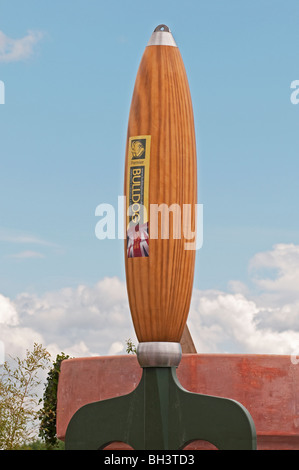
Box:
<box><xmin>154</xmin><ymin>24</ymin><xmax>171</xmax><ymax>32</ymax></box>
<box><xmin>147</xmin><ymin>24</ymin><xmax>177</xmax><ymax>47</ymax></box>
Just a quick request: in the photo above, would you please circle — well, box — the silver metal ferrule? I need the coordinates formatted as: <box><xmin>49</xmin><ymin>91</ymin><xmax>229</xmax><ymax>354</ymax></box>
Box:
<box><xmin>147</xmin><ymin>24</ymin><xmax>177</xmax><ymax>48</ymax></box>
<box><xmin>137</xmin><ymin>342</ymin><xmax>182</xmax><ymax>367</ymax></box>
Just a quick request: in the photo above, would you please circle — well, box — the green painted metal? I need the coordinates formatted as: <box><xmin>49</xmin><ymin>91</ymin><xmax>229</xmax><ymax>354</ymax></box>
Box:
<box><xmin>65</xmin><ymin>366</ymin><xmax>257</xmax><ymax>450</ymax></box>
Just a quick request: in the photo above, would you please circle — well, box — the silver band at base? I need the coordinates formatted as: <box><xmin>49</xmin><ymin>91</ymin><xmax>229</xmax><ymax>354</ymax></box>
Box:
<box><xmin>137</xmin><ymin>342</ymin><xmax>182</xmax><ymax>367</ymax></box>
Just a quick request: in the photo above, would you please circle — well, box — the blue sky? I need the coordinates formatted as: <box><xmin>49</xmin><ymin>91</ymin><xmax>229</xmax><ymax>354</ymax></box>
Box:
<box><xmin>1</xmin><ymin>1</ymin><xmax>299</xmax><ymax>359</ymax></box>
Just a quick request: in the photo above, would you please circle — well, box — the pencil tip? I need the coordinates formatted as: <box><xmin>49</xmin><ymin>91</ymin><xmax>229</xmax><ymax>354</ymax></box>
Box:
<box><xmin>147</xmin><ymin>24</ymin><xmax>177</xmax><ymax>47</ymax></box>
<box><xmin>154</xmin><ymin>24</ymin><xmax>171</xmax><ymax>33</ymax></box>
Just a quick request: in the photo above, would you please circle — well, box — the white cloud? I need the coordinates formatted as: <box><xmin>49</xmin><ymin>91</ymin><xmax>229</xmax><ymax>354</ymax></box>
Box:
<box><xmin>46</xmin><ymin>340</ymin><xmax>92</xmax><ymax>360</ymax></box>
<box><xmin>188</xmin><ymin>289</ymin><xmax>299</xmax><ymax>355</ymax></box>
<box><xmin>6</xmin><ymin>277</ymin><xmax>136</xmax><ymax>360</ymax></box>
<box><xmin>228</xmin><ymin>280</ymin><xmax>250</xmax><ymax>296</ymax></box>
<box><xmin>0</xmin><ymin>294</ymin><xmax>19</xmax><ymax>326</ymax></box>
<box><xmin>108</xmin><ymin>341</ymin><xmax>125</xmax><ymax>355</ymax></box>
<box><xmin>188</xmin><ymin>243</ymin><xmax>299</xmax><ymax>355</ymax></box>
<box><xmin>0</xmin><ymin>228</ymin><xmax>56</xmax><ymax>247</ymax></box>
<box><xmin>1</xmin><ymin>244</ymin><xmax>299</xmax><ymax>361</ymax></box>
<box><xmin>0</xmin><ymin>228</ymin><xmax>61</xmax><ymax>263</ymax></box>
<box><xmin>0</xmin><ymin>325</ymin><xmax>44</xmax><ymax>360</ymax></box>
<box><xmin>0</xmin><ymin>30</ymin><xmax>43</xmax><ymax>63</ymax></box>
<box><xmin>8</xmin><ymin>251</ymin><xmax>45</xmax><ymax>259</ymax></box>
<box><xmin>249</xmin><ymin>243</ymin><xmax>299</xmax><ymax>298</ymax></box>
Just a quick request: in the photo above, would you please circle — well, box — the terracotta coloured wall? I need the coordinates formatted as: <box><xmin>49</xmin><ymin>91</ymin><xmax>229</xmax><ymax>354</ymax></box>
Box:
<box><xmin>56</xmin><ymin>354</ymin><xmax>299</xmax><ymax>450</ymax></box>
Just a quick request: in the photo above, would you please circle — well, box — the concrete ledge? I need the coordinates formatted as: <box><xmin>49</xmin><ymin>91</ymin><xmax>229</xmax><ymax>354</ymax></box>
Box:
<box><xmin>56</xmin><ymin>353</ymin><xmax>299</xmax><ymax>450</ymax></box>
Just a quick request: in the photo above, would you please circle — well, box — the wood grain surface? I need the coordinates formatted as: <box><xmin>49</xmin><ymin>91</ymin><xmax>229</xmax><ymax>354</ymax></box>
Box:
<box><xmin>124</xmin><ymin>44</ymin><xmax>197</xmax><ymax>342</ymax></box>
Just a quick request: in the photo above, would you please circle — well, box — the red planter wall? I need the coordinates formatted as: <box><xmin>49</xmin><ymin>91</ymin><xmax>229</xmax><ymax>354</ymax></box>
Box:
<box><xmin>56</xmin><ymin>354</ymin><xmax>299</xmax><ymax>450</ymax></box>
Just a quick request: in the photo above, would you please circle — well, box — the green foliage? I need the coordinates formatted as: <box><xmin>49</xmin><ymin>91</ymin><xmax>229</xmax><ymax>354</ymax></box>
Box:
<box><xmin>0</xmin><ymin>343</ymin><xmax>51</xmax><ymax>450</ymax></box>
<box><xmin>38</xmin><ymin>352</ymin><xmax>69</xmax><ymax>449</ymax></box>
<box><xmin>126</xmin><ymin>338</ymin><xmax>137</xmax><ymax>354</ymax></box>
<box><xmin>16</xmin><ymin>438</ymin><xmax>64</xmax><ymax>450</ymax></box>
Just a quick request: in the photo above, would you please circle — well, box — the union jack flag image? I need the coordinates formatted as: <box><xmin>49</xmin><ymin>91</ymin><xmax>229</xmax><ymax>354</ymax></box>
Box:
<box><xmin>127</xmin><ymin>222</ymin><xmax>149</xmax><ymax>258</ymax></box>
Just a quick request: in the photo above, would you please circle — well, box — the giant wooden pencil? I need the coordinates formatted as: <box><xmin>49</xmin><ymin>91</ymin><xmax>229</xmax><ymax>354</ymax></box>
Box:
<box><xmin>124</xmin><ymin>25</ymin><xmax>197</xmax><ymax>343</ymax></box>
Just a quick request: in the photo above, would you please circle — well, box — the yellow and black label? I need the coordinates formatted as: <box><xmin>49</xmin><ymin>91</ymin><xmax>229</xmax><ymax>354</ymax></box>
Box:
<box><xmin>126</xmin><ymin>135</ymin><xmax>151</xmax><ymax>258</ymax></box>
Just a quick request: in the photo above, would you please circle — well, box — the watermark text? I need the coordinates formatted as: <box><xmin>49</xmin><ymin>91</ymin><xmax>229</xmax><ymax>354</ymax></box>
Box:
<box><xmin>0</xmin><ymin>80</ymin><xmax>5</xmax><ymax>104</ymax></box>
<box><xmin>95</xmin><ymin>196</ymin><xmax>203</xmax><ymax>251</ymax></box>
<box><xmin>290</xmin><ymin>80</ymin><xmax>299</xmax><ymax>105</ymax></box>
